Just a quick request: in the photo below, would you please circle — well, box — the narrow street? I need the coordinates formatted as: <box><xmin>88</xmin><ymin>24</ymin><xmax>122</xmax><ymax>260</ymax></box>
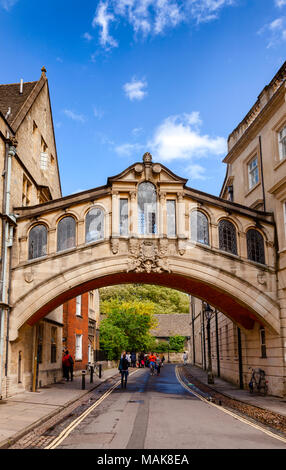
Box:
<box><xmin>42</xmin><ymin>365</ymin><xmax>286</xmax><ymax>450</ymax></box>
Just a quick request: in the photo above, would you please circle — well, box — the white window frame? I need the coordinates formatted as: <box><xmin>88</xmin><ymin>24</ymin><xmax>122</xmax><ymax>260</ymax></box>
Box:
<box><xmin>248</xmin><ymin>156</ymin><xmax>259</xmax><ymax>190</ymax></box>
<box><xmin>278</xmin><ymin>125</ymin><xmax>286</xmax><ymax>161</ymax></box>
<box><xmin>75</xmin><ymin>334</ymin><xmax>82</xmax><ymax>360</ymax></box>
<box><xmin>40</xmin><ymin>152</ymin><xmax>49</xmax><ymax>170</ymax></box>
<box><xmin>76</xmin><ymin>296</ymin><xmax>82</xmax><ymax>316</ymax></box>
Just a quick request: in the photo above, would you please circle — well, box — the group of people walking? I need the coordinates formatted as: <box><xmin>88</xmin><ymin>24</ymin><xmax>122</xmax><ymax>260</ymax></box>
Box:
<box><xmin>118</xmin><ymin>351</ymin><xmax>165</xmax><ymax>389</ymax></box>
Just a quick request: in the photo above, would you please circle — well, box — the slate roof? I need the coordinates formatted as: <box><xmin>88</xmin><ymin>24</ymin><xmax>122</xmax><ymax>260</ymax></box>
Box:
<box><xmin>151</xmin><ymin>314</ymin><xmax>190</xmax><ymax>338</ymax></box>
<box><xmin>0</xmin><ymin>81</ymin><xmax>38</xmax><ymax>125</ymax></box>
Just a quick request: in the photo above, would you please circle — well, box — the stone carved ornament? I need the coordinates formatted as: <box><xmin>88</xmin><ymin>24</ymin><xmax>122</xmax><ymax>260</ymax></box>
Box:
<box><xmin>111</xmin><ymin>238</ymin><xmax>119</xmax><ymax>255</ymax></box>
<box><xmin>127</xmin><ymin>239</ymin><xmax>171</xmax><ymax>274</ymax></box>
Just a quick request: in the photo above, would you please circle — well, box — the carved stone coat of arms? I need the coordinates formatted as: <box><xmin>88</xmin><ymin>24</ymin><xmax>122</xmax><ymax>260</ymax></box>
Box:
<box><xmin>127</xmin><ymin>239</ymin><xmax>171</xmax><ymax>274</ymax></box>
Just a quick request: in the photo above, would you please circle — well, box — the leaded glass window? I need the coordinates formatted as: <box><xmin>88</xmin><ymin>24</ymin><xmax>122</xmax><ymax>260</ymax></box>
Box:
<box><xmin>138</xmin><ymin>182</ymin><xmax>157</xmax><ymax>235</ymax></box>
<box><xmin>167</xmin><ymin>200</ymin><xmax>176</xmax><ymax>237</ymax></box>
<box><xmin>57</xmin><ymin>216</ymin><xmax>76</xmax><ymax>252</ymax></box>
<box><xmin>218</xmin><ymin>220</ymin><xmax>237</xmax><ymax>255</ymax></box>
<box><xmin>190</xmin><ymin>211</ymin><xmax>209</xmax><ymax>245</ymax></box>
<box><xmin>246</xmin><ymin>229</ymin><xmax>265</xmax><ymax>264</ymax></box>
<box><xmin>28</xmin><ymin>224</ymin><xmax>47</xmax><ymax>259</ymax></box>
<box><xmin>85</xmin><ymin>208</ymin><xmax>104</xmax><ymax>243</ymax></box>
<box><xmin>119</xmin><ymin>199</ymin><xmax>128</xmax><ymax>235</ymax></box>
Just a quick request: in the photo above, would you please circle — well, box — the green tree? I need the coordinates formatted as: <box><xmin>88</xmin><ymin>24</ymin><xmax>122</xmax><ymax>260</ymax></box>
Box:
<box><xmin>169</xmin><ymin>335</ymin><xmax>186</xmax><ymax>352</ymax></box>
<box><xmin>99</xmin><ymin>300</ymin><xmax>157</xmax><ymax>360</ymax></box>
<box><xmin>100</xmin><ymin>284</ymin><xmax>189</xmax><ymax>314</ymax></box>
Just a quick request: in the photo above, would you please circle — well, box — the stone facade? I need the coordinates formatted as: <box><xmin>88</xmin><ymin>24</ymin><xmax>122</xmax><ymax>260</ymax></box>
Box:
<box><xmin>190</xmin><ymin>61</ymin><xmax>286</xmax><ymax>397</ymax></box>
<box><xmin>0</xmin><ymin>70</ymin><xmax>62</xmax><ymax>398</ymax></box>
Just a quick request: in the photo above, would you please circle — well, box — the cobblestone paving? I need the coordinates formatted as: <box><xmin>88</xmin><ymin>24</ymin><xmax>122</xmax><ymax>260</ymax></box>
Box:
<box><xmin>8</xmin><ymin>375</ymin><xmax>120</xmax><ymax>449</ymax></box>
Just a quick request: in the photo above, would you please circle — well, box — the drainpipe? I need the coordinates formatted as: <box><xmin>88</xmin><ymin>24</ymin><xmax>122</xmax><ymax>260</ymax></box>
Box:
<box><xmin>0</xmin><ymin>140</ymin><xmax>16</xmax><ymax>399</ymax></box>
<box><xmin>237</xmin><ymin>327</ymin><xmax>243</xmax><ymax>389</ymax></box>
<box><xmin>258</xmin><ymin>136</ymin><xmax>266</xmax><ymax>212</ymax></box>
<box><xmin>215</xmin><ymin>310</ymin><xmax>220</xmax><ymax>377</ymax></box>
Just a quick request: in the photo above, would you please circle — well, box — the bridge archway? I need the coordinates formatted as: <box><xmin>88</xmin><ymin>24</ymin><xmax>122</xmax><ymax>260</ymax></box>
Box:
<box><xmin>10</xmin><ymin>252</ymin><xmax>280</xmax><ymax>341</ymax></box>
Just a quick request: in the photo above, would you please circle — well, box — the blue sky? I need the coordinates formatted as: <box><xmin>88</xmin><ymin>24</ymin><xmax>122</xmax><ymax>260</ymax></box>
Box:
<box><xmin>0</xmin><ymin>0</ymin><xmax>286</xmax><ymax>197</ymax></box>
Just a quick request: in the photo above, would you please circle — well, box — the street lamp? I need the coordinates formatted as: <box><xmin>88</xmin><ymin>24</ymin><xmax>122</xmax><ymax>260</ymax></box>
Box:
<box><xmin>204</xmin><ymin>303</ymin><xmax>214</xmax><ymax>384</ymax></box>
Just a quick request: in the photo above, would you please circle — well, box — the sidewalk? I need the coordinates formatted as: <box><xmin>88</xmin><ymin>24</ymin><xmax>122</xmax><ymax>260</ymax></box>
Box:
<box><xmin>183</xmin><ymin>364</ymin><xmax>286</xmax><ymax>417</ymax></box>
<box><xmin>0</xmin><ymin>367</ymin><xmax>119</xmax><ymax>449</ymax></box>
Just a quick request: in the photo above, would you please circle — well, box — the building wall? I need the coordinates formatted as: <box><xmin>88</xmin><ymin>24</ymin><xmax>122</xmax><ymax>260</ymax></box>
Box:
<box><xmin>190</xmin><ymin>297</ymin><xmax>285</xmax><ymax>397</ymax></box>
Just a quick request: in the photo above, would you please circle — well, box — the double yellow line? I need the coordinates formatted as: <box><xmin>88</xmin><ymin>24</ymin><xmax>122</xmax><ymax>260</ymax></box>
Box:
<box><xmin>175</xmin><ymin>367</ymin><xmax>286</xmax><ymax>446</ymax></box>
<box><xmin>45</xmin><ymin>370</ymin><xmax>138</xmax><ymax>449</ymax></box>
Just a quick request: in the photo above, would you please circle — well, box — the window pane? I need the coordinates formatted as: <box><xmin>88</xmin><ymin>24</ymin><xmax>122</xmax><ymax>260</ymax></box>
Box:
<box><xmin>167</xmin><ymin>200</ymin><xmax>176</xmax><ymax>236</ymax></box>
<box><xmin>119</xmin><ymin>199</ymin><xmax>128</xmax><ymax>235</ymax></box>
<box><xmin>279</xmin><ymin>126</ymin><xmax>286</xmax><ymax>160</ymax></box>
<box><xmin>138</xmin><ymin>182</ymin><xmax>157</xmax><ymax>235</ymax></box>
<box><xmin>247</xmin><ymin>229</ymin><xmax>265</xmax><ymax>264</ymax></box>
<box><xmin>57</xmin><ymin>217</ymin><xmax>76</xmax><ymax>252</ymax></box>
<box><xmin>85</xmin><ymin>208</ymin><xmax>104</xmax><ymax>243</ymax></box>
<box><xmin>190</xmin><ymin>211</ymin><xmax>209</xmax><ymax>245</ymax></box>
<box><xmin>248</xmin><ymin>156</ymin><xmax>259</xmax><ymax>189</ymax></box>
<box><xmin>75</xmin><ymin>335</ymin><xmax>82</xmax><ymax>360</ymax></box>
<box><xmin>76</xmin><ymin>296</ymin><xmax>82</xmax><ymax>316</ymax></box>
<box><xmin>29</xmin><ymin>225</ymin><xmax>47</xmax><ymax>259</ymax></box>
<box><xmin>218</xmin><ymin>220</ymin><xmax>237</xmax><ymax>255</ymax></box>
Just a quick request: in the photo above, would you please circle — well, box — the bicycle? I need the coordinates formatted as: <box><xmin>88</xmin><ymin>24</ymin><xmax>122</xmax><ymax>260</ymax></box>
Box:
<box><xmin>248</xmin><ymin>368</ymin><xmax>268</xmax><ymax>395</ymax></box>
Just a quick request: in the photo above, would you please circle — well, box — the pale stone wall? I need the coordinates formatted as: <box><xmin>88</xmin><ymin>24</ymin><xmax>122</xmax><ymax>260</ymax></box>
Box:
<box><xmin>190</xmin><ymin>296</ymin><xmax>285</xmax><ymax>397</ymax></box>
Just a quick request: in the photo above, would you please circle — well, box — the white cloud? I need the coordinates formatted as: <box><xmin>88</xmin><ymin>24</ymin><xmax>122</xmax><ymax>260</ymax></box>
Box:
<box><xmin>0</xmin><ymin>0</ymin><xmax>18</xmax><ymax>10</ymax></box>
<box><xmin>92</xmin><ymin>1</ymin><xmax>118</xmax><ymax>49</ymax></box>
<box><xmin>275</xmin><ymin>0</ymin><xmax>286</xmax><ymax>7</ymax></box>
<box><xmin>115</xmin><ymin>142</ymin><xmax>144</xmax><ymax>156</ymax></box>
<box><xmin>93</xmin><ymin>107</ymin><xmax>104</xmax><ymax>119</ymax></box>
<box><xmin>91</xmin><ymin>0</ymin><xmax>236</xmax><ymax>47</ymax></box>
<box><xmin>132</xmin><ymin>127</ymin><xmax>144</xmax><ymax>136</ymax></box>
<box><xmin>148</xmin><ymin>112</ymin><xmax>226</xmax><ymax>161</ymax></box>
<box><xmin>258</xmin><ymin>16</ymin><xmax>286</xmax><ymax>48</ymax></box>
<box><xmin>185</xmin><ymin>164</ymin><xmax>207</xmax><ymax>180</ymax></box>
<box><xmin>123</xmin><ymin>78</ymin><xmax>148</xmax><ymax>101</ymax></box>
<box><xmin>83</xmin><ymin>32</ymin><xmax>93</xmax><ymax>41</ymax></box>
<box><xmin>63</xmin><ymin>109</ymin><xmax>86</xmax><ymax>123</ymax></box>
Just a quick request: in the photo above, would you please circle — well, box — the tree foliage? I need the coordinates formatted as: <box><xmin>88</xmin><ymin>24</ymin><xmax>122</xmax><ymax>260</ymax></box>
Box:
<box><xmin>100</xmin><ymin>284</ymin><xmax>189</xmax><ymax>314</ymax></box>
<box><xmin>99</xmin><ymin>300</ymin><xmax>157</xmax><ymax>360</ymax></box>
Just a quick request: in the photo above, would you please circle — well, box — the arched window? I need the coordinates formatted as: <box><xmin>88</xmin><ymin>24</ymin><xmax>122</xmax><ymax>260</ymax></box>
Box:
<box><xmin>85</xmin><ymin>208</ymin><xmax>104</xmax><ymax>243</ymax></box>
<box><xmin>57</xmin><ymin>216</ymin><xmax>76</xmax><ymax>252</ymax></box>
<box><xmin>190</xmin><ymin>211</ymin><xmax>209</xmax><ymax>245</ymax></box>
<box><xmin>28</xmin><ymin>224</ymin><xmax>47</xmax><ymax>259</ymax></box>
<box><xmin>218</xmin><ymin>220</ymin><xmax>237</xmax><ymax>255</ymax></box>
<box><xmin>138</xmin><ymin>182</ymin><xmax>157</xmax><ymax>235</ymax></box>
<box><xmin>247</xmin><ymin>229</ymin><xmax>265</xmax><ymax>264</ymax></box>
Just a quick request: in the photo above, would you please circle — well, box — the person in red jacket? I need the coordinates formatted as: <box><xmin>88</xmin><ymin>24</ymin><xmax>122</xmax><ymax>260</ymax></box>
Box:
<box><xmin>62</xmin><ymin>350</ymin><xmax>74</xmax><ymax>381</ymax></box>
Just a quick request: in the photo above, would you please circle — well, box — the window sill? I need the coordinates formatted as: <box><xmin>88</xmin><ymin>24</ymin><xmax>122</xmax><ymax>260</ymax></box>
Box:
<box><xmin>245</xmin><ymin>181</ymin><xmax>261</xmax><ymax>198</ymax></box>
<box><xmin>274</xmin><ymin>157</ymin><xmax>286</xmax><ymax>171</ymax></box>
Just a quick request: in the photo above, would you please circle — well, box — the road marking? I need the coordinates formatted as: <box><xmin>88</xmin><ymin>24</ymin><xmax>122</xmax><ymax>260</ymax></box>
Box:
<box><xmin>45</xmin><ymin>370</ymin><xmax>139</xmax><ymax>449</ymax></box>
<box><xmin>175</xmin><ymin>367</ymin><xmax>286</xmax><ymax>446</ymax></box>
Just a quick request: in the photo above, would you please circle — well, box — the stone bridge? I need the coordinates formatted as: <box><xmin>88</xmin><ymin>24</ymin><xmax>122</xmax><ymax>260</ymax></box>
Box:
<box><xmin>9</xmin><ymin>153</ymin><xmax>278</xmax><ymax>341</ymax></box>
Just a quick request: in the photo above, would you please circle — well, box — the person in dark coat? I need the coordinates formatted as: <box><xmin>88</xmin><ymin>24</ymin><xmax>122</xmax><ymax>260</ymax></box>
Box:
<box><xmin>131</xmin><ymin>351</ymin><xmax>136</xmax><ymax>368</ymax></box>
<box><xmin>118</xmin><ymin>352</ymin><xmax>129</xmax><ymax>389</ymax></box>
<box><xmin>62</xmin><ymin>350</ymin><xmax>74</xmax><ymax>381</ymax></box>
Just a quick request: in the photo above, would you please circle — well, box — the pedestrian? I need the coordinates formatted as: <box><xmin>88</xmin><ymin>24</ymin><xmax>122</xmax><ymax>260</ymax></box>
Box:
<box><xmin>131</xmin><ymin>351</ymin><xmax>136</xmax><ymax>368</ymax></box>
<box><xmin>118</xmin><ymin>352</ymin><xmax>129</xmax><ymax>389</ymax></box>
<box><xmin>161</xmin><ymin>354</ymin><xmax>165</xmax><ymax>367</ymax></box>
<box><xmin>183</xmin><ymin>351</ymin><xmax>188</xmax><ymax>366</ymax></box>
<box><xmin>139</xmin><ymin>352</ymin><xmax>145</xmax><ymax>368</ymax></box>
<box><xmin>126</xmin><ymin>352</ymin><xmax>131</xmax><ymax>367</ymax></box>
<box><xmin>156</xmin><ymin>354</ymin><xmax>161</xmax><ymax>376</ymax></box>
<box><xmin>62</xmin><ymin>350</ymin><xmax>74</xmax><ymax>381</ymax></box>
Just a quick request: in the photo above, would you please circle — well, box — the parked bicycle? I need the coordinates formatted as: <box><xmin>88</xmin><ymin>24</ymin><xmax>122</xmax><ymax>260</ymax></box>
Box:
<box><xmin>248</xmin><ymin>368</ymin><xmax>268</xmax><ymax>395</ymax></box>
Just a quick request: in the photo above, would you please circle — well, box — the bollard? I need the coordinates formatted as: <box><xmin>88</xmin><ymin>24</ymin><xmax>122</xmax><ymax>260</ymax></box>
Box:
<box><xmin>82</xmin><ymin>370</ymin><xmax>86</xmax><ymax>390</ymax></box>
<box><xmin>90</xmin><ymin>365</ymin><xmax>94</xmax><ymax>383</ymax></box>
<box><xmin>98</xmin><ymin>364</ymin><xmax>102</xmax><ymax>379</ymax></box>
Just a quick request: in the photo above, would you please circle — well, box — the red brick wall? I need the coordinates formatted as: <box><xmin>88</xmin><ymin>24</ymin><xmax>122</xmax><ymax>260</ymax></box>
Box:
<box><xmin>63</xmin><ymin>293</ymin><xmax>89</xmax><ymax>371</ymax></box>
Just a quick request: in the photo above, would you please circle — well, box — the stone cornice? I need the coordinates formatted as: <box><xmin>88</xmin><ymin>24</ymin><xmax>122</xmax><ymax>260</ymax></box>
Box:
<box><xmin>224</xmin><ymin>81</ymin><xmax>286</xmax><ymax>165</ymax></box>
